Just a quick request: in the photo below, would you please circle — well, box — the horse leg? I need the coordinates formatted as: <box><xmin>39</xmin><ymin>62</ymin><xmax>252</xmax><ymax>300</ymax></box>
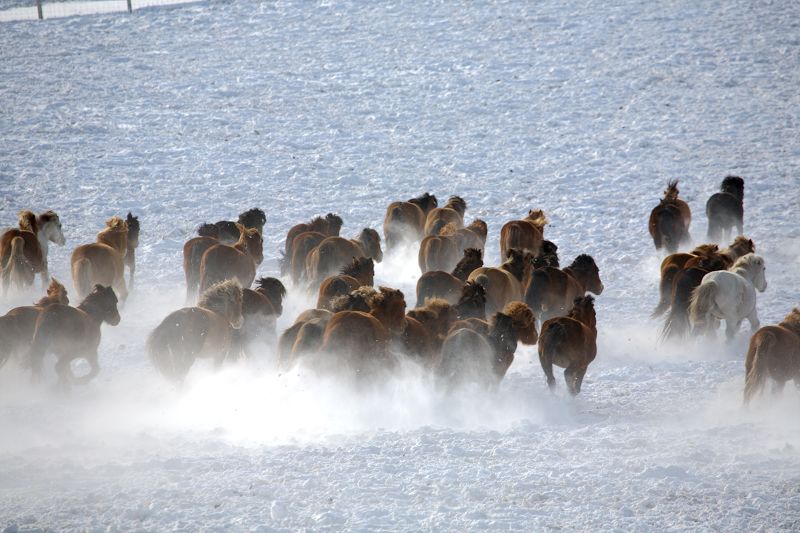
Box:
<box><xmin>573</xmin><ymin>366</ymin><xmax>588</xmax><ymax>395</ymax></box>
<box><xmin>54</xmin><ymin>356</ymin><xmax>73</xmax><ymax>392</ymax></box>
<box><xmin>564</xmin><ymin>365</ymin><xmax>584</xmax><ymax>396</ymax></box>
<box><xmin>128</xmin><ymin>261</ymin><xmax>136</xmax><ymax>291</ymax></box>
<box><xmin>74</xmin><ymin>351</ymin><xmax>100</xmax><ymax>385</ymax></box>
<box><xmin>747</xmin><ymin>309</ymin><xmax>760</xmax><ymax>333</ymax></box>
<box><xmin>539</xmin><ymin>352</ymin><xmax>556</xmax><ymax>391</ymax></box>
<box><xmin>724</xmin><ymin>316</ymin><xmax>740</xmax><ymax>341</ymax></box>
<box><xmin>771</xmin><ymin>379</ymin><xmax>786</xmax><ymax>396</ymax></box>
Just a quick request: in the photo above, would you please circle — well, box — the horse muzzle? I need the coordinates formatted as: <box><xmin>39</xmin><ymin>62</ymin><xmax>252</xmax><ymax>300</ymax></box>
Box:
<box><xmin>231</xmin><ymin>315</ymin><xmax>244</xmax><ymax>330</ymax></box>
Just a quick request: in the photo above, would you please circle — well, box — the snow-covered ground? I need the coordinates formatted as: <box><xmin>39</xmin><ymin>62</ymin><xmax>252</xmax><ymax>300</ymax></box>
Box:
<box><xmin>1</xmin><ymin>0</ymin><xmax>799</xmax><ymax>530</ymax></box>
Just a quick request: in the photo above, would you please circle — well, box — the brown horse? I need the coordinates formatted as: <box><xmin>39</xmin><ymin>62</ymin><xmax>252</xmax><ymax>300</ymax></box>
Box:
<box><xmin>212</xmin><ymin>208</ymin><xmax>267</xmax><ymax>244</ymax></box>
<box><xmin>500</xmin><ymin>209</ymin><xmax>548</xmax><ymax>260</ymax></box>
<box><xmin>237</xmin><ymin>277</ymin><xmax>287</xmax><ymax>352</ymax></box>
<box><xmin>707</xmin><ymin>176</ymin><xmax>744</xmax><ymax>242</ymax></box>
<box><xmin>383</xmin><ymin>192</ymin><xmax>438</xmax><ymax>249</ymax></box>
<box><xmin>148</xmin><ymin>279</ymin><xmax>243</xmax><ymax>382</ymax></box>
<box><xmin>282</xmin><ymin>213</ymin><xmax>343</xmax><ymax>271</ymax></box>
<box><xmin>538</xmin><ymin>295</ymin><xmax>597</xmax><ymax>395</ymax></box>
<box><xmin>278</xmin><ymin>309</ymin><xmax>334</xmax><ymax>371</ymax></box>
<box><xmin>0</xmin><ymin>210</ymin><xmax>66</xmax><ymax>291</ymax></box>
<box><xmin>448</xmin><ymin>301</ymin><xmax>538</xmax><ymax>346</ymax></box>
<box><xmin>649</xmin><ymin>180</ymin><xmax>691</xmax><ymax>253</ymax></box>
<box><xmin>0</xmin><ymin>278</ymin><xmax>69</xmax><ymax>368</ymax></box>
<box><xmin>424</xmin><ymin>196</ymin><xmax>467</xmax><ymax>236</ymax></box>
<box><xmin>652</xmin><ymin>236</ymin><xmax>754</xmax><ymax>318</ymax></box>
<box><xmin>418</xmin><ymin>223</ymin><xmax>461</xmax><ymax>273</ymax></box>
<box><xmin>71</xmin><ymin>217</ymin><xmax>129</xmax><ymax>302</ymax></box>
<box><xmin>467</xmin><ymin>248</ymin><xmax>533</xmax><ymax>316</ymax></box>
<box><xmin>183</xmin><ymin>235</ymin><xmax>219</xmax><ymax>302</ymax></box>
<box><xmin>305</xmin><ymin>228</ymin><xmax>382</xmax><ymax>287</ymax></box>
<box><xmin>286</xmin><ymin>231</ymin><xmax>327</xmax><ymax>283</ymax></box>
<box><xmin>533</xmin><ymin>240</ymin><xmax>560</xmax><ymax>269</ymax></box>
<box><xmin>123</xmin><ymin>212</ymin><xmax>140</xmax><ymax>290</ymax></box>
<box><xmin>415</xmin><ymin>248</ymin><xmax>483</xmax><ymax>306</ymax></box>
<box><xmin>438</xmin><ymin>306</ymin><xmax>530</xmax><ymax>389</ymax></box>
<box><xmin>453</xmin><ymin>280</ymin><xmax>488</xmax><ymax>320</ymax></box>
<box><xmin>743</xmin><ymin>308</ymin><xmax>800</xmax><ymax>404</ymax></box>
<box><xmin>404</xmin><ymin>299</ymin><xmax>458</xmax><ymax>363</ymax></box>
<box><xmin>27</xmin><ymin>285</ymin><xmax>120</xmax><ymax>387</ymax></box>
<box><xmin>525</xmin><ymin>254</ymin><xmax>604</xmax><ymax>324</ymax></box>
<box><xmin>456</xmin><ymin>219</ymin><xmax>488</xmax><ymax>252</ymax></box>
<box><xmin>316</xmin><ymin>257</ymin><xmax>375</xmax><ymax>310</ymax></box>
<box><xmin>198</xmin><ymin>224</ymin><xmax>263</xmax><ymax>294</ymax></box>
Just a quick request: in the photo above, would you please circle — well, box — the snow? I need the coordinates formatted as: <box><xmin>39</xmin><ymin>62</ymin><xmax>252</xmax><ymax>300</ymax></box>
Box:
<box><xmin>1</xmin><ymin>0</ymin><xmax>799</xmax><ymax>530</ymax></box>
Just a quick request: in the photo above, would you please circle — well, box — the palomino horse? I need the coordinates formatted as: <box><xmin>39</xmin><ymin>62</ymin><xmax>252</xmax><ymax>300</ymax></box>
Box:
<box><xmin>467</xmin><ymin>248</ymin><xmax>533</xmax><ymax>316</ymax></box>
<box><xmin>648</xmin><ymin>180</ymin><xmax>691</xmax><ymax>253</ymax></box>
<box><xmin>316</xmin><ymin>257</ymin><xmax>374</xmax><ymax>310</ymax></box>
<box><xmin>305</xmin><ymin>228</ymin><xmax>383</xmax><ymax>287</ymax></box>
<box><xmin>0</xmin><ymin>278</ymin><xmax>69</xmax><ymax>368</ymax></box>
<box><xmin>500</xmin><ymin>209</ymin><xmax>548</xmax><ymax>260</ymax></box>
<box><xmin>538</xmin><ymin>295</ymin><xmax>597</xmax><ymax>395</ymax></box>
<box><xmin>424</xmin><ymin>196</ymin><xmax>467</xmax><ymax>236</ymax></box>
<box><xmin>415</xmin><ymin>248</ymin><xmax>483</xmax><ymax>307</ymax></box>
<box><xmin>743</xmin><ymin>308</ymin><xmax>800</xmax><ymax>404</ymax></box>
<box><xmin>213</xmin><ymin>208</ymin><xmax>267</xmax><ymax>244</ymax></box>
<box><xmin>148</xmin><ymin>279</ymin><xmax>243</xmax><ymax>382</ymax></box>
<box><xmin>282</xmin><ymin>213</ymin><xmax>343</xmax><ymax>272</ymax></box>
<box><xmin>71</xmin><ymin>217</ymin><xmax>129</xmax><ymax>302</ymax></box>
<box><xmin>198</xmin><ymin>224</ymin><xmax>263</xmax><ymax>294</ymax></box>
<box><xmin>689</xmin><ymin>253</ymin><xmax>767</xmax><ymax>340</ymax></box>
<box><xmin>652</xmin><ymin>236</ymin><xmax>754</xmax><ymax>318</ymax></box>
<box><xmin>123</xmin><ymin>212</ymin><xmax>140</xmax><ymax>290</ymax></box>
<box><xmin>525</xmin><ymin>254</ymin><xmax>604</xmax><ymax>324</ymax></box>
<box><xmin>383</xmin><ymin>192</ymin><xmax>438</xmax><ymax>249</ymax></box>
<box><xmin>27</xmin><ymin>284</ymin><xmax>120</xmax><ymax>387</ymax></box>
<box><xmin>706</xmin><ymin>176</ymin><xmax>744</xmax><ymax>242</ymax></box>
<box><xmin>0</xmin><ymin>210</ymin><xmax>66</xmax><ymax>293</ymax></box>
<box><xmin>418</xmin><ymin>223</ymin><xmax>461</xmax><ymax>273</ymax></box>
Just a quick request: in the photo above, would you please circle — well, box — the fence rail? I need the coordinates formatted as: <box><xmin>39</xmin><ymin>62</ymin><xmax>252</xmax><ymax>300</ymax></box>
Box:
<box><xmin>0</xmin><ymin>0</ymin><xmax>198</xmax><ymax>21</ymax></box>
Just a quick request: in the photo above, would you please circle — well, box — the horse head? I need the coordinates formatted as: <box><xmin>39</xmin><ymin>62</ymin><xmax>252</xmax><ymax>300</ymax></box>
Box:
<box><xmin>569</xmin><ymin>295</ymin><xmax>596</xmax><ymax>331</ymax></box>
<box><xmin>81</xmin><ymin>285</ymin><xmax>121</xmax><ymax>326</ymax></box>
<box><xmin>359</xmin><ymin>228</ymin><xmax>383</xmax><ymax>263</ymax></box>
<box><xmin>39</xmin><ymin>211</ymin><xmax>66</xmax><ymax>246</ymax></box>
<box><xmin>126</xmin><ymin>212</ymin><xmax>140</xmax><ymax>249</ymax></box>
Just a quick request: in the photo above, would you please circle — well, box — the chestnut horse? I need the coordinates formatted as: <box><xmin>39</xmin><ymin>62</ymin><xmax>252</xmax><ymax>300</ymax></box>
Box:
<box><xmin>305</xmin><ymin>228</ymin><xmax>382</xmax><ymax>287</ymax></box>
<box><xmin>183</xmin><ymin>235</ymin><xmax>219</xmax><ymax>302</ymax></box>
<box><xmin>287</xmin><ymin>231</ymin><xmax>327</xmax><ymax>283</ymax></box>
<box><xmin>282</xmin><ymin>213</ymin><xmax>343</xmax><ymax>272</ymax></box>
<box><xmin>652</xmin><ymin>236</ymin><xmax>754</xmax><ymax>318</ymax></box>
<box><xmin>424</xmin><ymin>196</ymin><xmax>467</xmax><ymax>236</ymax></box>
<box><xmin>403</xmin><ymin>298</ymin><xmax>459</xmax><ymax>365</ymax></box>
<box><xmin>0</xmin><ymin>210</ymin><xmax>66</xmax><ymax>292</ymax></box>
<box><xmin>456</xmin><ymin>219</ymin><xmax>488</xmax><ymax>252</ymax></box>
<box><xmin>415</xmin><ymin>248</ymin><xmax>483</xmax><ymax>306</ymax></box>
<box><xmin>706</xmin><ymin>176</ymin><xmax>744</xmax><ymax>242</ymax></box>
<box><xmin>213</xmin><ymin>208</ymin><xmax>267</xmax><ymax>244</ymax></box>
<box><xmin>453</xmin><ymin>280</ymin><xmax>488</xmax><ymax>320</ymax></box>
<box><xmin>198</xmin><ymin>224</ymin><xmax>263</xmax><ymax>294</ymax></box>
<box><xmin>418</xmin><ymin>223</ymin><xmax>461</xmax><ymax>273</ymax></box>
<box><xmin>148</xmin><ymin>279</ymin><xmax>243</xmax><ymax>382</ymax></box>
<box><xmin>316</xmin><ymin>257</ymin><xmax>374</xmax><ymax>310</ymax></box>
<box><xmin>237</xmin><ymin>277</ymin><xmax>287</xmax><ymax>353</ymax></box>
<box><xmin>525</xmin><ymin>254</ymin><xmax>604</xmax><ymax>324</ymax></box>
<box><xmin>648</xmin><ymin>180</ymin><xmax>691</xmax><ymax>253</ymax></box>
<box><xmin>0</xmin><ymin>278</ymin><xmax>69</xmax><ymax>369</ymax></box>
<box><xmin>467</xmin><ymin>248</ymin><xmax>533</xmax><ymax>316</ymax></box>
<box><xmin>383</xmin><ymin>192</ymin><xmax>438</xmax><ymax>249</ymax></box>
<box><xmin>71</xmin><ymin>217</ymin><xmax>129</xmax><ymax>302</ymax></box>
<box><xmin>123</xmin><ymin>212</ymin><xmax>140</xmax><ymax>290</ymax></box>
<box><xmin>278</xmin><ymin>309</ymin><xmax>334</xmax><ymax>371</ymax></box>
<box><xmin>743</xmin><ymin>308</ymin><xmax>800</xmax><ymax>404</ymax></box>
<box><xmin>499</xmin><ymin>209</ymin><xmax>548</xmax><ymax>260</ymax></box>
<box><xmin>27</xmin><ymin>285</ymin><xmax>120</xmax><ymax>387</ymax></box>
<box><xmin>538</xmin><ymin>295</ymin><xmax>597</xmax><ymax>395</ymax></box>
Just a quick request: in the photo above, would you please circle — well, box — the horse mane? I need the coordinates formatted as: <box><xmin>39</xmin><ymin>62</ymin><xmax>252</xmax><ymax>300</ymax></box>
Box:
<box><xmin>331</xmin><ymin>286</ymin><xmax>377</xmax><ymax>313</ymax></box>
<box><xmin>409</xmin><ymin>192</ymin><xmax>436</xmax><ymax>206</ymax></box>
<box><xmin>18</xmin><ymin>210</ymin><xmax>37</xmax><ymax>233</ymax></box>
<box><xmin>525</xmin><ymin>210</ymin><xmax>548</xmax><ymax>229</ymax></box>
<box><xmin>569</xmin><ymin>254</ymin><xmax>597</xmax><ymax>271</ymax></box>
<box><xmin>255</xmin><ymin>276</ymin><xmax>287</xmax><ymax>299</ymax></box>
<box><xmin>35</xmin><ymin>277</ymin><xmax>69</xmax><ymax>306</ymax></box>
<box><xmin>567</xmin><ymin>295</ymin><xmax>595</xmax><ymax>321</ymax></box>
<box><xmin>238</xmin><ymin>208</ymin><xmax>266</xmax><ymax>228</ymax></box>
<box><xmin>104</xmin><ymin>216</ymin><xmax>127</xmax><ymax>231</ymax></box>
<box><xmin>359</xmin><ymin>227</ymin><xmax>380</xmax><ymax>244</ymax></box>
<box><xmin>125</xmin><ymin>212</ymin><xmax>140</xmax><ymax>232</ymax></box>
<box><xmin>324</xmin><ymin>213</ymin><xmax>343</xmax><ymax>232</ymax></box>
<box><xmin>445</xmin><ymin>196</ymin><xmax>467</xmax><ymax>216</ymax></box>
<box><xmin>341</xmin><ymin>256</ymin><xmax>372</xmax><ymax>278</ymax></box>
<box><xmin>731</xmin><ymin>253</ymin><xmax>762</xmax><ymax>273</ymax></box>
<box><xmin>487</xmin><ymin>312</ymin><xmax>517</xmax><ymax>354</ymax></box>
<box><xmin>779</xmin><ymin>308</ymin><xmax>800</xmax><ymax>337</ymax></box>
<box><xmin>439</xmin><ymin>222</ymin><xmax>460</xmax><ymax>236</ymax></box>
<box><xmin>690</xmin><ymin>243</ymin><xmax>720</xmax><ymax>256</ymax></box>
<box><xmin>466</xmin><ymin>219</ymin><xmax>488</xmax><ymax>240</ymax></box>
<box><xmin>197</xmin><ymin>223</ymin><xmax>219</xmax><ymax>238</ymax></box>
<box><xmin>198</xmin><ymin>279</ymin><xmax>241</xmax><ymax>315</ymax></box>
<box><xmin>452</xmin><ymin>248</ymin><xmax>482</xmax><ymax>279</ymax></box>
<box><xmin>78</xmin><ymin>285</ymin><xmax>117</xmax><ymax>318</ymax></box>
<box><xmin>38</xmin><ymin>210</ymin><xmax>60</xmax><ymax>227</ymax></box>
<box><xmin>663</xmin><ymin>180</ymin><xmax>680</xmax><ymax>201</ymax></box>
<box><xmin>721</xmin><ymin>176</ymin><xmax>744</xmax><ymax>197</ymax></box>
<box><xmin>502</xmin><ymin>301</ymin><xmax>535</xmax><ymax>329</ymax></box>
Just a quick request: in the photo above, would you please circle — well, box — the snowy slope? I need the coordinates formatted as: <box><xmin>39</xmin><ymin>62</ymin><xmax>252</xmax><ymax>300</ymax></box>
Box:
<box><xmin>1</xmin><ymin>0</ymin><xmax>799</xmax><ymax>530</ymax></box>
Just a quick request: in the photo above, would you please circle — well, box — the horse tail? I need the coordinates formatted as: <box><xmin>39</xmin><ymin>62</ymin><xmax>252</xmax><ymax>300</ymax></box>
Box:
<box><xmin>2</xmin><ymin>236</ymin><xmax>29</xmax><ymax>290</ymax></box>
<box><xmin>657</xmin><ymin>208</ymin><xmax>681</xmax><ymax>252</ymax></box>
<box><xmin>743</xmin><ymin>331</ymin><xmax>773</xmax><ymax>405</ymax></box>
<box><xmin>147</xmin><ymin>321</ymin><xmax>187</xmax><ymax>382</ymax></box>
<box><xmin>688</xmin><ymin>281</ymin><xmax>717</xmax><ymax>335</ymax></box>
<box><xmin>652</xmin><ymin>264</ymin><xmax>680</xmax><ymax>318</ymax></box>
<box><xmin>504</xmin><ymin>224</ymin><xmax>524</xmax><ymax>254</ymax></box>
<box><xmin>525</xmin><ymin>269</ymin><xmax>548</xmax><ymax>316</ymax></box>
<box><xmin>73</xmin><ymin>256</ymin><xmax>93</xmax><ymax>300</ymax></box>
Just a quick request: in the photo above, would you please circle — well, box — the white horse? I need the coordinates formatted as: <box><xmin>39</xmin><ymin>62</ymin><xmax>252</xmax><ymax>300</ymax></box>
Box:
<box><xmin>1</xmin><ymin>210</ymin><xmax>66</xmax><ymax>289</ymax></box>
<box><xmin>688</xmin><ymin>253</ymin><xmax>767</xmax><ymax>340</ymax></box>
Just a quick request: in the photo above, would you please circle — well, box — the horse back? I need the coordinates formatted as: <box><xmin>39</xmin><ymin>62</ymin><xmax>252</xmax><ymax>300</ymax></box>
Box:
<box><xmin>200</xmin><ymin>243</ymin><xmax>255</xmax><ymax>290</ymax></box>
<box><xmin>0</xmin><ymin>229</ymin><xmax>43</xmax><ymax>272</ymax></box>
<box><xmin>706</xmin><ymin>192</ymin><xmax>743</xmax><ymax>219</ymax></box>
<box><xmin>32</xmin><ymin>304</ymin><xmax>98</xmax><ymax>353</ymax></box>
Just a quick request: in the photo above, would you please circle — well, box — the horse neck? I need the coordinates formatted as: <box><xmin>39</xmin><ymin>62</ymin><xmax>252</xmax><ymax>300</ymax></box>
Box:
<box><xmin>501</xmin><ymin>260</ymin><xmax>525</xmax><ymax>282</ymax></box>
<box><xmin>371</xmin><ymin>304</ymin><xmax>404</xmax><ymax>333</ymax></box>
<box><xmin>562</xmin><ymin>266</ymin><xmax>586</xmax><ymax>292</ymax></box>
<box><xmin>570</xmin><ymin>309</ymin><xmax>596</xmax><ymax>333</ymax></box>
<box><xmin>37</xmin><ymin>231</ymin><xmax>50</xmax><ymax>259</ymax></box>
<box><xmin>731</xmin><ymin>264</ymin><xmax>755</xmax><ymax>282</ymax></box>
<box><xmin>77</xmin><ymin>301</ymin><xmax>105</xmax><ymax>324</ymax></box>
<box><xmin>779</xmin><ymin>318</ymin><xmax>800</xmax><ymax>338</ymax></box>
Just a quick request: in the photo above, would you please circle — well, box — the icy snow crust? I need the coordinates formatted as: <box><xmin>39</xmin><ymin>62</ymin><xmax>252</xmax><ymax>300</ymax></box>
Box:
<box><xmin>1</xmin><ymin>0</ymin><xmax>799</xmax><ymax>530</ymax></box>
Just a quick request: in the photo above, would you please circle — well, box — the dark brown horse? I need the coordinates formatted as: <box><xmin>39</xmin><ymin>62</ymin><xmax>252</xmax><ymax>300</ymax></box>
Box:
<box><xmin>424</xmin><ymin>196</ymin><xmax>467</xmax><ymax>236</ymax></box>
<box><xmin>148</xmin><ymin>279</ymin><xmax>243</xmax><ymax>382</ymax></box>
<box><xmin>418</xmin><ymin>223</ymin><xmax>461</xmax><ymax>273</ymax></box>
<box><xmin>237</xmin><ymin>277</ymin><xmax>287</xmax><ymax>352</ymax></box>
<box><xmin>28</xmin><ymin>285</ymin><xmax>120</xmax><ymax>387</ymax></box>
<box><xmin>500</xmin><ymin>209</ymin><xmax>548</xmax><ymax>260</ymax></box>
<box><xmin>123</xmin><ymin>212</ymin><xmax>140</xmax><ymax>290</ymax></box>
<box><xmin>383</xmin><ymin>193</ymin><xmax>438</xmax><ymax>249</ymax></box>
<box><xmin>71</xmin><ymin>217</ymin><xmax>129</xmax><ymax>302</ymax></box>
<box><xmin>305</xmin><ymin>228</ymin><xmax>382</xmax><ymax>287</ymax></box>
<box><xmin>533</xmin><ymin>240</ymin><xmax>560</xmax><ymax>269</ymax></box>
<box><xmin>453</xmin><ymin>280</ymin><xmax>488</xmax><ymax>320</ymax></box>
<box><xmin>415</xmin><ymin>248</ymin><xmax>483</xmax><ymax>306</ymax></box>
<box><xmin>743</xmin><ymin>308</ymin><xmax>800</xmax><ymax>404</ymax></box>
<box><xmin>652</xmin><ymin>236</ymin><xmax>754</xmax><ymax>318</ymax></box>
<box><xmin>538</xmin><ymin>295</ymin><xmax>597</xmax><ymax>395</ymax></box>
<box><xmin>282</xmin><ymin>213</ymin><xmax>343</xmax><ymax>274</ymax></box>
<box><xmin>706</xmin><ymin>176</ymin><xmax>744</xmax><ymax>242</ymax></box>
<box><xmin>468</xmin><ymin>248</ymin><xmax>534</xmax><ymax>316</ymax></box>
<box><xmin>213</xmin><ymin>208</ymin><xmax>267</xmax><ymax>244</ymax></box>
<box><xmin>649</xmin><ymin>180</ymin><xmax>691</xmax><ymax>253</ymax></box>
<box><xmin>525</xmin><ymin>254</ymin><xmax>604</xmax><ymax>323</ymax></box>
<box><xmin>0</xmin><ymin>278</ymin><xmax>69</xmax><ymax>368</ymax></box>
<box><xmin>316</xmin><ymin>257</ymin><xmax>375</xmax><ymax>310</ymax></box>
<box><xmin>198</xmin><ymin>224</ymin><xmax>263</xmax><ymax>294</ymax></box>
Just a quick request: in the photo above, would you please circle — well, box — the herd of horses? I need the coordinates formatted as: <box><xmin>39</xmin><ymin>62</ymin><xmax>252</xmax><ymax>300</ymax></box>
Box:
<box><xmin>0</xmin><ymin>176</ymin><xmax>796</xmax><ymax>404</ymax></box>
